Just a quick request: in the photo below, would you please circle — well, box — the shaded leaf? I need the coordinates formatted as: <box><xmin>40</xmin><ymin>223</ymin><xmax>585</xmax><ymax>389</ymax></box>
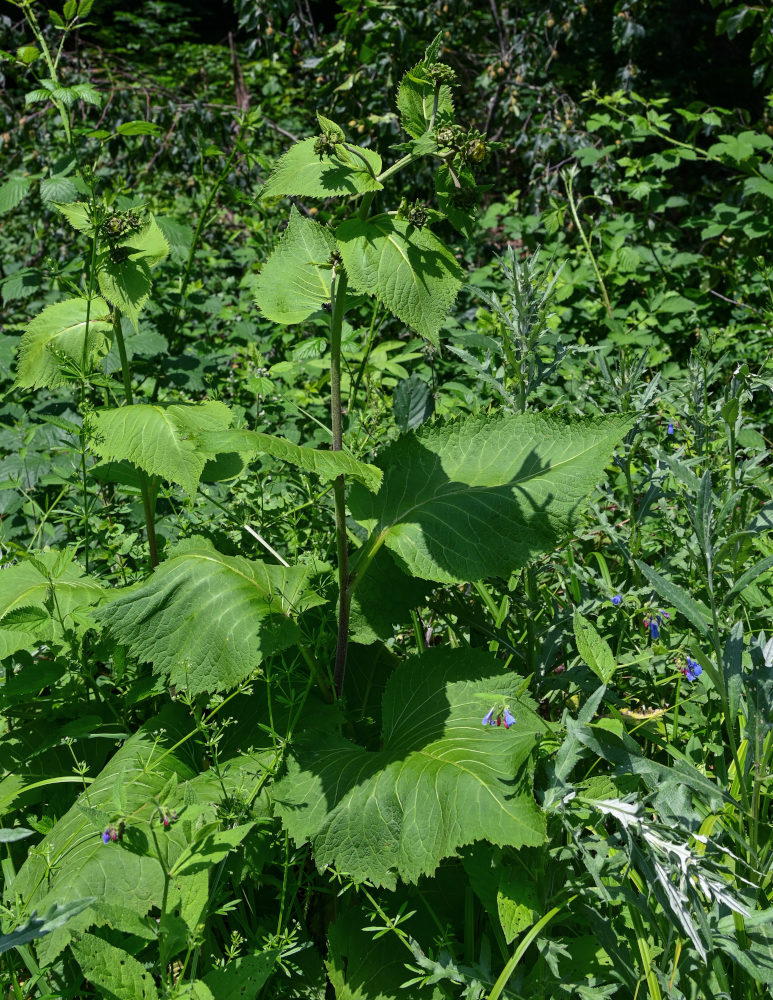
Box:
<box><xmin>0</xmin><ymin>899</ymin><xmax>95</xmax><ymax>955</ymax></box>
<box><xmin>70</xmin><ymin>933</ymin><xmax>159</xmax><ymax>1000</ymax></box>
<box><xmin>274</xmin><ymin>648</ymin><xmax>547</xmax><ymax>888</ymax></box>
<box><xmin>350</xmin><ymin>412</ymin><xmax>631</xmax><ymax>584</ymax></box>
<box><xmin>197</xmin><ymin>427</ymin><xmax>382</xmax><ymax>493</ymax></box>
<box><xmin>396</xmin><ymin>63</ymin><xmax>454</xmax><ymax>139</ymax></box>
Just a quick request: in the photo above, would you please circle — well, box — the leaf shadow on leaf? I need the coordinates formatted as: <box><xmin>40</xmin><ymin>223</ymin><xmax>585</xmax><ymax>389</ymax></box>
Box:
<box><xmin>360</xmin><ymin>437</ymin><xmax>575</xmax><ymax>582</ymax></box>
<box><xmin>274</xmin><ymin>649</ymin><xmax>546</xmax><ymax>886</ymax></box>
<box><xmin>317</xmin><ymin>158</ymin><xmax>374</xmax><ymax>193</ymax></box>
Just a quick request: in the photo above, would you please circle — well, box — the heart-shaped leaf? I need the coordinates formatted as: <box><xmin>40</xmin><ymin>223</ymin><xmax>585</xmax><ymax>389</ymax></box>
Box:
<box><xmin>350</xmin><ymin>412</ymin><xmax>631</xmax><ymax>583</ymax></box>
<box><xmin>254</xmin><ymin>207</ymin><xmax>336</xmax><ymax>324</ymax></box>
<box><xmin>274</xmin><ymin>647</ymin><xmax>546</xmax><ymax>888</ymax></box>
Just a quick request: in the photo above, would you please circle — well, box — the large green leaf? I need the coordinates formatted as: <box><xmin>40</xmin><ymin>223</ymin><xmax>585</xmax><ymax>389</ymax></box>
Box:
<box><xmin>260</xmin><ymin>137</ymin><xmax>382</xmax><ymax>200</ymax></box>
<box><xmin>254</xmin><ymin>207</ymin><xmax>336</xmax><ymax>323</ymax></box>
<box><xmin>90</xmin><ymin>401</ymin><xmax>232</xmax><ymax>495</ymax></box>
<box><xmin>396</xmin><ymin>63</ymin><xmax>454</xmax><ymax>139</ymax></box>
<box><xmin>274</xmin><ymin>648</ymin><xmax>546</xmax><ymax>888</ymax></box>
<box><xmin>196</xmin><ymin>427</ymin><xmax>382</xmax><ymax>493</ymax></box>
<box><xmin>349</xmin><ymin>412</ymin><xmax>631</xmax><ymax>584</ymax></box>
<box><xmin>336</xmin><ymin>215</ymin><xmax>463</xmax><ymax>345</ymax></box>
<box><xmin>15</xmin><ymin>297</ymin><xmax>112</xmax><ymax>389</ymax></box>
<box><xmin>95</xmin><ymin>537</ymin><xmax>322</xmax><ymax>695</ymax></box>
<box><xmin>70</xmin><ymin>933</ymin><xmax>159</xmax><ymax>1000</ymax></box>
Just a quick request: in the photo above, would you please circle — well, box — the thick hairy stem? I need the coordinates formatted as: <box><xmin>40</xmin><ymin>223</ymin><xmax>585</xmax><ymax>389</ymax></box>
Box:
<box><xmin>330</xmin><ymin>265</ymin><xmax>351</xmax><ymax>697</ymax></box>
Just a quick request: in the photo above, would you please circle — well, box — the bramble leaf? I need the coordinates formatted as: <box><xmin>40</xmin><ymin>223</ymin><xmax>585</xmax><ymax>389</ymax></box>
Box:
<box><xmin>261</xmin><ymin>137</ymin><xmax>382</xmax><ymax>200</ymax></box>
<box><xmin>0</xmin><ymin>174</ymin><xmax>32</xmax><ymax>215</ymax></box>
<box><xmin>336</xmin><ymin>214</ymin><xmax>463</xmax><ymax>345</ymax></box>
<box><xmin>90</xmin><ymin>401</ymin><xmax>233</xmax><ymax>495</ymax></box>
<box><xmin>96</xmin><ymin>537</ymin><xmax>322</xmax><ymax>695</ymax></box>
<box><xmin>15</xmin><ymin>297</ymin><xmax>112</xmax><ymax>389</ymax></box>
<box><xmin>274</xmin><ymin>648</ymin><xmax>546</xmax><ymax>888</ymax></box>
<box><xmin>350</xmin><ymin>412</ymin><xmax>631</xmax><ymax>583</ymax></box>
<box><xmin>254</xmin><ymin>207</ymin><xmax>336</xmax><ymax>323</ymax></box>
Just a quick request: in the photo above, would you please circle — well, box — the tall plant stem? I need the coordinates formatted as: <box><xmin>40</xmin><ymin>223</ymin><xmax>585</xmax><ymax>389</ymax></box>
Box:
<box><xmin>112</xmin><ymin>310</ymin><xmax>159</xmax><ymax>568</ymax></box>
<box><xmin>330</xmin><ymin>264</ymin><xmax>350</xmax><ymax>697</ymax></box>
<box><xmin>564</xmin><ymin>170</ymin><xmax>614</xmax><ymax>321</ymax></box>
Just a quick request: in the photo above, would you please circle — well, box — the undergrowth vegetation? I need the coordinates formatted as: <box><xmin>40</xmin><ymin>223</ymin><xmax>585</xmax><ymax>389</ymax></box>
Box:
<box><xmin>0</xmin><ymin>1</ymin><xmax>771</xmax><ymax>997</ymax></box>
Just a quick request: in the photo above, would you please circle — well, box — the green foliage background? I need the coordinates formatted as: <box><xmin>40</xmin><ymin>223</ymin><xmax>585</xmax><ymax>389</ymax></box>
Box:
<box><xmin>0</xmin><ymin>1</ymin><xmax>771</xmax><ymax>998</ymax></box>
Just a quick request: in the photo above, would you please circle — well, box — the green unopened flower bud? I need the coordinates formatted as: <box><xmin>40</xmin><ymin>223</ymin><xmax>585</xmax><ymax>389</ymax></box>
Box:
<box><xmin>427</xmin><ymin>63</ymin><xmax>457</xmax><ymax>86</ymax></box>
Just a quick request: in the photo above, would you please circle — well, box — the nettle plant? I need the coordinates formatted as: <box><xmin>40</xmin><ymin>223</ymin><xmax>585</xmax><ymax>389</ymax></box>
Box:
<box><xmin>2</xmin><ymin>31</ymin><xmax>632</xmax><ymax>996</ymax></box>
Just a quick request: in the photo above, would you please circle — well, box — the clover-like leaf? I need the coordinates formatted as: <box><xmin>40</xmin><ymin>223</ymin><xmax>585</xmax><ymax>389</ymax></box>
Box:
<box><xmin>95</xmin><ymin>537</ymin><xmax>322</xmax><ymax>695</ymax></box>
<box><xmin>260</xmin><ymin>137</ymin><xmax>382</xmax><ymax>200</ymax></box>
<box><xmin>274</xmin><ymin>647</ymin><xmax>546</xmax><ymax>888</ymax></box>
<box><xmin>15</xmin><ymin>297</ymin><xmax>112</xmax><ymax>389</ymax></box>
<box><xmin>349</xmin><ymin>412</ymin><xmax>631</xmax><ymax>584</ymax></box>
<box><xmin>196</xmin><ymin>428</ymin><xmax>382</xmax><ymax>493</ymax></box>
<box><xmin>254</xmin><ymin>207</ymin><xmax>336</xmax><ymax>324</ymax></box>
<box><xmin>336</xmin><ymin>214</ymin><xmax>463</xmax><ymax>345</ymax></box>
<box><xmin>90</xmin><ymin>401</ymin><xmax>233</xmax><ymax>495</ymax></box>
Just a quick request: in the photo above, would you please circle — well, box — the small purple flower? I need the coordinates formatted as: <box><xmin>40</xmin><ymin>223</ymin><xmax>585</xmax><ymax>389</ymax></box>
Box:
<box><xmin>482</xmin><ymin>708</ymin><xmax>496</xmax><ymax>727</ymax></box>
<box><xmin>102</xmin><ymin>830</ymin><xmax>111</xmax><ymax>844</ymax></box>
<box><xmin>503</xmin><ymin>707</ymin><xmax>516</xmax><ymax>729</ymax></box>
<box><xmin>683</xmin><ymin>657</ymin><xmax>703</xmax><ymax>682</ymax></box>
<box><xmin>611</xmin><ymin>595</ymin><xmax>623</xmax><ymax>606</ymax></box>
<box><xmin>667</xmin><ymin>423</ymin><xmax>674</xmax><ymax>435</ymax></box>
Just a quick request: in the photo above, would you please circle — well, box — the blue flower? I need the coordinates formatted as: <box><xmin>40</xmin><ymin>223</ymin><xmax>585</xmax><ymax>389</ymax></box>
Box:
<box><xmin>643</xmin><ymin>610</ymin><xmax>670</xmax><ymax>640</ymax></box>
<box><xmin>611</xmin><ymin>594</ymin><xmax>623</xmax><ymax>606</ymax></box>
<box><xmin>683</xmin><ymin>657</ymin><xmax>703</xmax><ymax>682</ymax></box>
<box><xmin>667</xmin><ymin>423</ymin><xmax>674</xmax><ymax>435</ymax></box>
<box><xmin>482</xmin><ymin>708</ymin><xmax>496</xmax><ymax>727</ymax></box>
<box><xmin>102</xmin><ymin>830</ymin><xmax>111</xmax><ymax>844</ymax></box>
<box><xmin>503</xmin><ymin>707</ymin><xmax>516</xmax><ymax>729</ymax></box>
